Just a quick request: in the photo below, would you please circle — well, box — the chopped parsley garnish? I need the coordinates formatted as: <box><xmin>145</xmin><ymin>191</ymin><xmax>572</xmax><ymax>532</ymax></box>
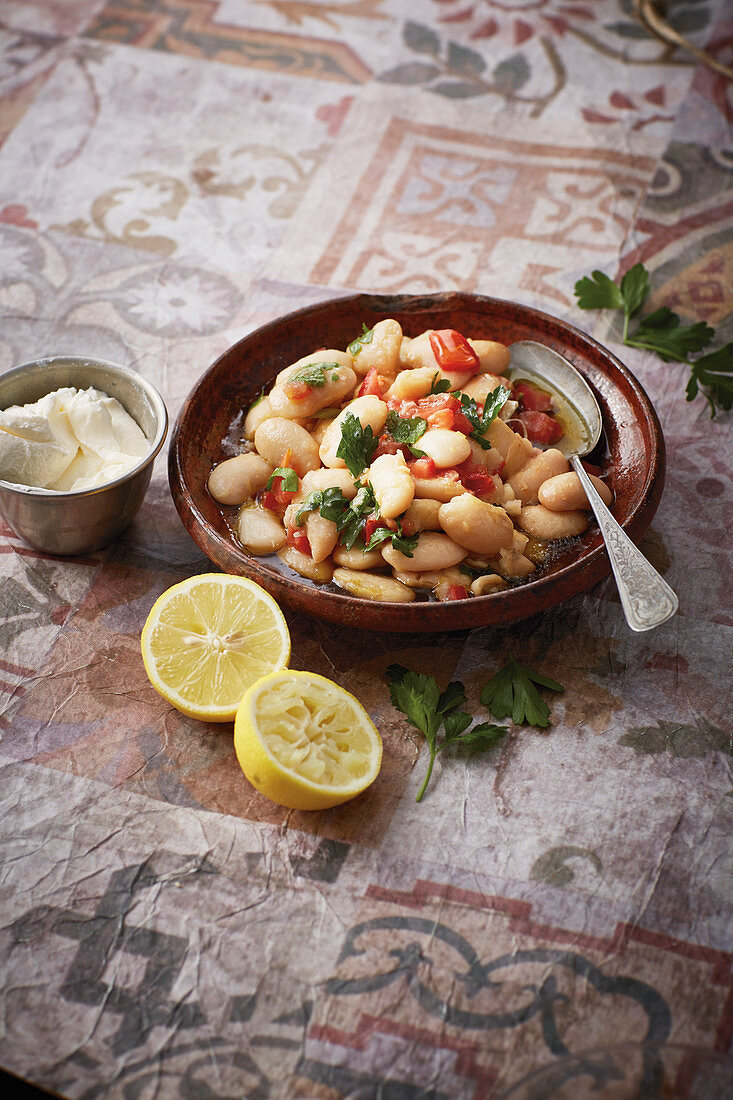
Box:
<box><xmin>480</xmin><ymin>656</ymin><xmax>564</xmax><ymax>729</ymax></box>
<box><xmin>575</xmin><ymin>262</ymin><xmax>731</xmax><ymax>416</ymax></box>
<box><xmin>364</xmin><ymin>521</ymin><xmax>418</xmax><ymax>557</ymax></box>
<box><xmin>294</xmin><ymin>483</ymin><xmax>417</xmax><ymax>556</ymax></box>
<box><xmin>386</xmin><ymin>665</ymin><xmax>508</xmax><ymax>802</ymax></box>
<box><xmin>336</xmin><ymin>411</ymin><xmax>379</xmax><ymax>478</ymax></box>
<box><xmin>458</xmin><ymin>385</ymin><xmax>510</xmax><ymax>449</ymax></box>
<box><xmin>429</xmin><ymin>373</ymin><xmax>452</xmax><ymax>395</ymax></box>
<box><xmin>348</xmin><ymin>323</ymin><xmax>374</xmax><ymax>356</ymax></box>
<box><xmin>265</xmin><ymin>466</ymin><xmax>298</xmax><ymax>492</ymax></box>
<box><xmin>384</xmin><ymin>409</ymin><xmax>427</xmax><ymax>457</ymax></box>
<box><xmin>289</xmin><ymin>361</ymin><xmax>341</xmax><ymax>389</ymax></box>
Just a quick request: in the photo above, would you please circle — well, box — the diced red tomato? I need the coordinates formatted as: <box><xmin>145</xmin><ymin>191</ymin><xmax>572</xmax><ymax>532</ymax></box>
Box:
<box><xmin>408</xmin><ymin>456</ymin><xmax>437</xmax><ymax>479</ymax></box>
<box><xmin>513</xmin><ymin>380</ymin><xmax>554</xmax><ymax>413</ymax></box>
<box><xmin>451</xmin><ymin>408</ymin><xmax>475</xmax><ymax>436</ymax></box>
<box><xmin>455</xmin><ymin>460</ymin><xmax>495</xmax><ymax>497</ymax></box>
<box><xmin>428</xmin><ymin>329</ymin><xmax>480</xmax><ymax>373</ymax></box>
<box><xmin>373</xmin><ymin>433</ymin><xmax>407</xmax><ymax>459</ymax></box>
<box><xmin>416</xmin><ymin>392</ymin><xmax>455</xmax><ymax>416</ymax></box>
<box><xmin>286</xmin><ymin>522</ymin><xmax>311</xmax><ymax>556</ymax></box>
<box><xmin>357</xmin><ymin>367</ymin><xmax>383</xmax><ymax>398</ymax></box>
<box><xmin>386</xmin><ymin>396</ymin><xmax>420</xmax><ymax>418</ymax></box>
<box><xmin>259</xmin><ymin>490</ymin><xmax>280</xmax><ymax>513</ymax></box>
<box><xmin>362</xmin><ymin>516</ymin><xmax>382</xmax><ymax>545</ymax></box>
<box><xmin>414</xmin><ymin>393</ymin><xmax>473</xmax><ymax>436</ymax></box>
<box><xmin>426</xmin><ymin>408</ymin><xmax>454</xmax><ymax>430</ymax></box>
<box><xmin>519</xmin><ymin>410</ymin><xmax>564</xmax><ymax>444</ymax></box>
<box><xmin>445</xmin><ymin>584</ymin><xmax>469</xmax><ymax>601</ymax></box>
<box><xmin>283</xmin><ymin>378</ymin><xmax>311</xmax><ymax>402</ymax></box>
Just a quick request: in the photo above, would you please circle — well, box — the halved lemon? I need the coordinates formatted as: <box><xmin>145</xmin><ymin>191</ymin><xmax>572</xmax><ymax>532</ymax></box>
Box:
<box><xmin>141</xmin><ymin>574</ymin><xmax>290</xmax><ymax>721</ymax></box>
<box><xmin>234</xmin><ymin>669</ymin><xmax>382</xmax><ymax>810</ymax></box>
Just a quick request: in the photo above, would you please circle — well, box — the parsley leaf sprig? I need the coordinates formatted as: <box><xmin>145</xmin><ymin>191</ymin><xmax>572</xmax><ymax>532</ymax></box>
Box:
<box><xmin>459</xmin><ymin>385</ymin><xmax>511</xmax><ymax>449</ymax></box>
<box><xmin>386</xmin><ymin>665</ymin><xmax>508</xmax><ymax>802</ymax></box>
<box><xmin>266</xmin><ymin>466</ymin><xmax>298</xmax><ymax>492</ymax></box>
<box><xmin>336</xmin><ymin>412</ymin><xmax>379</xmax><ymax>478</ymax></box>
<box><xmin>480</xmin><ymin>656</ymin><xmax>564</xmax><ymax>729</ymax></box>
<box><xmin>289</xmin><ymin>361</ymin><xmax>342</xmax><ymax>389</ymax></box>
<box><xmin>575</xmin><ymin>262</ymin><xmax>732</xmax><ymax>416</ymax></box>
<box><xmin>429</xmin><ymin>373</ymin><xmax>452</xmax><ymax>395</ymax></box>
<box><xmin>348</xmin><ymin>323</ymin><xmax>374</xmax><ymax>356</ymax></box>
<box><xmin>295</xmin><ymin>484</ymin><xmax>417</xmax><ymax>556</ymax></box>
<box><xmin>384</xmin><ymin>410</ymin><xmax>428</xmax><ymax>457</ymax></box>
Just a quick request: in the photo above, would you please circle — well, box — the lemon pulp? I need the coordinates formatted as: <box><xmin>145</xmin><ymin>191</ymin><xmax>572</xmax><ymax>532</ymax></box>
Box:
<box><xmin>141</xmin><ymin>574</ymin><xmax>290</xmax><ymax>722</ymax></box>
<box><xmin>234</xmin><ymin>670</ymin><xmax>382</xmax><ymax>810</ymax></box>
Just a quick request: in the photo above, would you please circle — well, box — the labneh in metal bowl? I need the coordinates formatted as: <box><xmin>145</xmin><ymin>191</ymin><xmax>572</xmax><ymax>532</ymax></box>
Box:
<box><xmin>0</xmin><ymin>356</ymin><xmax>168</xmax><ymax>556</ymax></box>
<box><xmin>169</xmin><ymin>292</ymin><xmax>665</xmax><ymax>632</ymax></box>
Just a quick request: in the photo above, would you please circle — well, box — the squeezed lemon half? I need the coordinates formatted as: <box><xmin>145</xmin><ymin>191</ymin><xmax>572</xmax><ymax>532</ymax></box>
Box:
<box><xmin>141</xmin><ymin>574</ymin><xmax>290</xmax><ymax>722</ymax></box>
<box><xmin>234</xmin><ymin>669</ymin><xmax>382</xmax><ymax>810</ymax></box>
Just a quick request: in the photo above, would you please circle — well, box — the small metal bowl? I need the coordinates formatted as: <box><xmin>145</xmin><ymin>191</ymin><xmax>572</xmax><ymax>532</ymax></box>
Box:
<box><xmin>0</xmin><ymin>355</ymin><xmax>168</xmax><ymax>555</ymax></box>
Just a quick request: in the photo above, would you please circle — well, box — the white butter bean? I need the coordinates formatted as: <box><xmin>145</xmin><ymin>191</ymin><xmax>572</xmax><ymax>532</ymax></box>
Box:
<box><xmin>518</xmin><ymin>505</ymin><xmax>589</xmax><ymax>539</ymax></box>
<box><xmin>400</xmin><ymin>498</ymin><xmax>442</xmax><ymax>535</ymax></box>
<box><xmin>503</xmin><ymin>435</ymin><xmax>537</xmax><ymax>478</ymax></box>
<box><xmin>470</xmin><ymin>573</ymin><xmax>508</xmax><ymax>596</ymax></box>
<box><xmin>278</xmin><ymin>545</ymin><xmax>334</xmax><ymax>583</ymax></box>
<box><xmin>332</xmin><ymin>544</ymin><xmax>385</xmax><ymax>570</ymax></box>
<box><xmin>333</xmin><ymin>568</ymin><xmax>415</xmax><ymax>603</ymax></box>
<box><xmin>350</xmin><ymin>319</ymin><xmax>403</xmax><ymax>379</ymax></box>
<box><xmin>301</xmin><ymin>466</ymin><xmax>358</xmax><ymax>499</ymax></box>
<box><xmin>438</xmin><ymin>494</ymin><xmax>515</xmax><ymax>555</ymax></box>
<box><xmin>418</xmin><ymin>428</ymin><xmax>471</xmax><ymax>468</ymax></box>
<box><xmin>497</xmin><ymin>547</ymin><xmax>536</xmax><ymax>578</ymax></box>
<box><xmin>319</xmin><ymin>395</ymin><xmax>388</xmax><ymax>468</ymax></box>
<box><xmin>369</xmin><ymin>452</ymin><xmax>414</xmax><ymax>519</ymax></box>
<box><xmin>412</xmin><ymin>473</ymin><xmax>467</xmax><ymax>502</ymax></box>
<box><xmin>467</xmin><ymin>339</ymin><xmax>511</xmax><ymax>374</ymax></box>
<box><xmin>254</xmin><ymin>417</ymin><xmax>320</xmax><ymax>477</ymax></box>
<box><xmin>393</xmin><ymin>566</ymin><xmax>466</xmax><ymax>590</ymax></box>
<box><xmin>304</xmin><ymin>511</ymin><xmax>339</xmax><ymax>563</ymax></box>
<box><xmin>208</xmin><ymin>452</ymin><xmax>273</xmax><ymax>505</ymax></box>
<box><xmin>269</xmin><ymin>354</ymin><xmax>356</xmax><ymax>418</ymax></box>
<box><xmin>538</xmin><ymin>471</ymin><xmax>613</xmax><ymax>512</ymax></box>
<box><xmin>237</xmin><ymin>504</ymin><xmax>287</xmax><ymax>554</ymax></box>
<box><xmin>460</xmin><ymin>373</ymin><xmax>509</xmax><ymax>404</ymax></box>
<box><xmin>508</xmin><ymin>448</ymin><xmax>570</xmax><ymax>504</ymax></box>
<box><xmin>385</xmin><ymin>364</ymin><xmax>471</xmax><ymax>401</ymax></box>
<box><xmin>382</xmin><ymin>531</ymin><xmax>467</xmax><ymax>572</ymax></box>
<box><xmin>244</xmin><ymin>395</ymin><xmax>274</xmax><ymax>440</ymax></box>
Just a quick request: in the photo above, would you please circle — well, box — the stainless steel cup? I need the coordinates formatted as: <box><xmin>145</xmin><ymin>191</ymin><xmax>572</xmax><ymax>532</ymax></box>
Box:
<box><xmin>0</xmin><ymin>356</ymin><xmax>168</xmax><ymax>555</ymax></box>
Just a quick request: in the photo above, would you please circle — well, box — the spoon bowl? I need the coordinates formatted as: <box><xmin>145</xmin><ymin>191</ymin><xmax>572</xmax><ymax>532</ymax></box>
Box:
<box><xmin>509</xmin><ymin>339</ymin><xmax>678</xmax><ymax>632</ymax></box>
<box><xmin>508</xmin><ymin>339</ymin><xmax>602</xmax><ymax>458</ymax></box>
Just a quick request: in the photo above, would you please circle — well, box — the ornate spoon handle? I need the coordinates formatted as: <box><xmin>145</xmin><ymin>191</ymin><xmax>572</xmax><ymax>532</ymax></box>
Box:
<box><xmin>571</xmin><ymin>457</ymin><xmax>679</xmax><ymax>632</ymax></box>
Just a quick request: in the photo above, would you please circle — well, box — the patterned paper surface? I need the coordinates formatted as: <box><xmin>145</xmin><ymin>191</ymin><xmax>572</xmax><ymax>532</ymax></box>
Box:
<box><xmin>0</xmin><ymin>1</ymin><xmax>732</xmax><ymax>1097</ymax></box>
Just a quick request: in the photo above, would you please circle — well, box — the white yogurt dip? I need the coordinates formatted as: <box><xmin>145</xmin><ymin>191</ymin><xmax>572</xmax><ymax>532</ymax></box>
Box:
<box><xmin>0</xmin><ymin>386</ymin><xmax>150</xmax><ymax>491</ymax></box>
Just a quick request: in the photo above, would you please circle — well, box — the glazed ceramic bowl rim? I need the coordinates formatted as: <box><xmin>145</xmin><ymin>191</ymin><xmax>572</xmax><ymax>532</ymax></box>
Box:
<box><xmin>170</xmin><ymin>291</ymin><xmax>665</xmax><ymax>631</ymax></box>
<box><xmin>0</xmin><ymin>355</ymin><xmax>169</xmax><ymax>497</ymax></box>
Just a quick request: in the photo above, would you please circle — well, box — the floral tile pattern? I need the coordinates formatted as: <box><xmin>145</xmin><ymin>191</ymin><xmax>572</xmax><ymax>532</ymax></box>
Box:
<box><xmin>0</xmin><ymin>0</ymin><xmax>732</xmax><ymax>1097</ymax></box>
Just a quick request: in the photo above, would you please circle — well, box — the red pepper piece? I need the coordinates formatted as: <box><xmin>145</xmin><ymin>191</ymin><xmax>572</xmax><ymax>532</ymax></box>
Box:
<box><xmin>408</xmin><ymin>456</ymin><xmax>437</xmax><ymax>479</ymax></box>
<box><xmin>374</xmin><ymin>433</ymin><xmax>408</xmax><ymax>460</ymax></box>
<box><xmin>286</xmin><ymin>522</ymin><xmax>311</xmax><ymax>556</ymax></box>
<box><xmin>513</xmin><ymin>380</ymin><xmax>554</xmax><ymax>412</ymax></box>
<box><xmin>357</xmin><ymin>366</ymin><xmax>382</xmax><ymax>398</ymax></box>
<box><xmin>519</xmin><ymin>410</ymin><xmax>563</xmax><ymax>444</ymax></box>
<box><xmin>426</xmin><ymin>407</ymin><xmax>454</xmax><ymax>430</ymax></box>
<box><xmin>428</xmin><ymin>329</ymin><xmax>480</xmax><ymax>373</ymax></box>
<box><xmin>445</xmin><ymin>584</ymin><xmax>470</xmax><ymax>601</ymax></box>
<box><xmin>455</xmin><ymin>460</ymin><xmax>495</xmax><ymax>497</ymax></box>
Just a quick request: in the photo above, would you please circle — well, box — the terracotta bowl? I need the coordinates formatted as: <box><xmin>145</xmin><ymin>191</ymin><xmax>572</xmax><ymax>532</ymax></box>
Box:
<box><xmin>169</xmin><ymin>292</ymin><xmax>665</xmax><ymax>632</ymax></box>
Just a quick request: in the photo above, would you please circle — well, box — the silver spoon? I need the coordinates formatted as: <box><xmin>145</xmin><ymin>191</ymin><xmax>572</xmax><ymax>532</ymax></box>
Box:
<box><xmin>508</xmin><ymin>340</ymin><xmax>678</xmax><ymax>633</ymax></box>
